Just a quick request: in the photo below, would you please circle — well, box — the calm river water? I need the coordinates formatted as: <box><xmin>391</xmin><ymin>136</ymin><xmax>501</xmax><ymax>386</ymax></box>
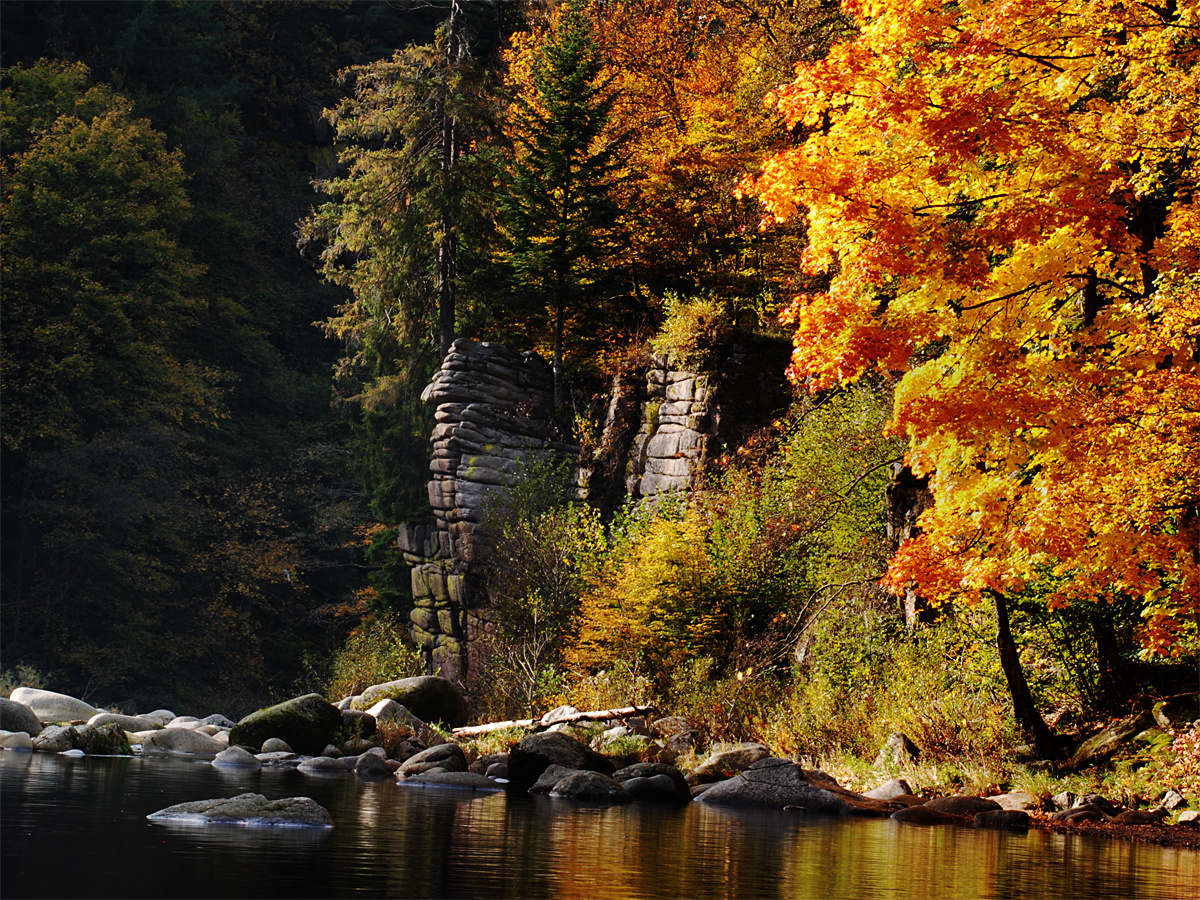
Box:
<box><xmin>1</xmin><ymin>752</ymin><xmax>1196</xmax><ymax>899</ymax></box>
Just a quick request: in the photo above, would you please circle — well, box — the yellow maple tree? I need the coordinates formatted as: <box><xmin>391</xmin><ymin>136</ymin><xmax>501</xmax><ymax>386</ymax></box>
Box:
<box><xmin>743</xmin><ymin>0</ymin><xmax>1200</xmax><ymax>656</ymax></box>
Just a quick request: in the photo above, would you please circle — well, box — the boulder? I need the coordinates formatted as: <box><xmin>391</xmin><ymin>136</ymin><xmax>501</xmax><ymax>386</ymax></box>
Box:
<box><xmin>613</xmin><ymin>762</ymin><xmax>690</xmax><ymax>803</ymax></box>
<box><xmin>167</xmin><ymin>716</ymin><xmax>203</xmax><ymax>729</ymax></box>
<box><xmin>1051</xmin><ymin>790</ymin><xmax>1074</xmax><ymax>811</ymax></box>
<box><xmin>341</xmin><ymin>709</ymin><xmax>377</xmax><ymax>739</ymax></box>
<box><xmin>539</xmin><ymin>705</ymin><xmax>581</xmax><ymax>727</ymax></box>
<box><xmin>864</xmin><ymin>778</ymin><xmax>913</xmax><ymax>800</ymax></box>
<box><xmin>262</xmin><ymin>738</ymin><xmax>294</xmax><ymax>754</ymax></box>
<box><xmin>1177</xmin><ymin>810</ymin><xmax>1200</xmax><ymax>826</ymax></box>
<box><xmin>696</xmin><ymin>758</ymin><xmax>885</xmax><ymax>816</ymax></box>
<box><xmin>469</xmin><ymin>752</ymin><xmax>508</xmax><ymax>775</ymax></box>
<box><xmin>145</xmin><ymin>728</ymin><xmax>225</xmax><ymax>754</ymax></box>
<box><xmin>353</xmin><ymin>677</ymin><xmax>468</xmax><ymax>727</ymax></box>
<box><xmin>142</xmin><ymin>709</ymin><xmax>176</xmax><ymax>726</ymax></box>
<box><xmin>402</xmin><ymin>771</ymin><xmax>501</xmax><ymax>790</ymax></box>
<box><xmin>228</xmin><ymin>694</ymin><xmax>343</xmax><ymax>757</ymax></box>
<box><xmin>529</xmin><ymin>764</ymin><xmax>581</xmax><ymax>795</ymax></box>
<box><xmin>892</xmin><ymin>806</ymin><xmax>961</xmax><ymax>826</ymax></box>
<box><xmin>74</xmin><ymin>723</ymin><xmax>131</xmax><ymax>755</ymax></box>
<box><xmin>991</xmin><ymin>791</ymin><xmax>1041</xmax><ymax>811</ymax></box>
<box><xmin>355</xmin><ymin>748</ymin><xmax>393</xmax><ymax>779</ymax></box>
<box><xmin>974</xmin><ymin>809</ymin><xmax>1031</xmax><ymax>829</ymax></box>
<box><xmin>202</xmin><ymin>714</ymin><xmax>236</xmax><ymax>728</ymax></box>
<box><xmin>297</xmin><ymin>756</ymin><xmax>351</xmax><ymax>775</ymax></box>
<box><xmin>1</xmin><ymin>731</ymin><xmax>34</xmax><ymax>750</ymax></box>
<box><xmin>88</xmin><ymin>713</ymin><xmax>162</xmax><ymax>732</ymax></box>
<box><xmin>1069</xmin><ymin>710</ymin><xmax>1155</xmax><ymax>769</ymax></box>
<box><xmin>507</xmin><ymin>731</ymin><xmax>615</xmax><ymax>790</ymax></box>
<box><xmin>0</xmin><ymin>698</ymin><xmax>44</xmax><ymax>735</ymax></box>
<box><xmin>1052</xmin><ymin>807</ymin><xmax>1107</xmax><ymax>823</ymax></box>
<box><xmin>147</xmin><ymin>793</ymin><xmax>333</xmax><ymax>828</ymax></box>
<box><xmin>212</xmin><ymin>746</ymin><xmax>262</xmax><ymax>769</ymax></box>
<box><xmin>1163</xmin><ymin>789</ymin><xmax>1187</xmax><ymax>811</ymax></box>
<box><xmin>874</xmin><ymin>732</ymin><xmax>920</xmax><ymax>768</ymax></box>
<box><xmin>922</xmin><ymin>796</ymin><xmax>1002</xmax><ymax>816</ymax></box>
<box><xmin>9</xmin><ymin>688</ymin><xmax>97</xmax><ymax>724</ymax></box>
<box><xmin>1113</xmin><ymin>807</ymin><xmax>1168</xmax><ymax>825</ymax></box>
<box><xmin>398</xmin><ymin>742</ymin><xmax>467</xmax><ymax>776</ymax></box>
<box><xmin>364</xmin><ymin>700</ymin><xmax>422</xmax><ymax>729</ymax></box>
<box><xmin>32</xmin><ymin>725</ymin><xmax>75</xmax><ymax>752</ymax></box>
<box><xmin>550</xmin><ymin>771</ymin><xmax>635</xmax><ymax>803</ymax></box>
<box><xmin>689</xmin><ymin>742</ymin><xmax>771</xmax><ymax>784</ymax></box>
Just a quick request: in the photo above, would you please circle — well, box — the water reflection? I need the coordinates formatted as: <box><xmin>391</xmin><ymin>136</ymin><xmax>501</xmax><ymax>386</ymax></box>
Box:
<box><xmin>2</xmin><ymin>752</ymin><xmax>1196</xmax><ymax>900</ymax></box>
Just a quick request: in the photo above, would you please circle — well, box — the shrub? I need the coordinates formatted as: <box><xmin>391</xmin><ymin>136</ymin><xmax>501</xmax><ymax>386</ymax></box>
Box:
<box><xmin>651</xmin><ymin>293</ymin><xmax>733</xmax><ymax>370</ymax></box>
<box><xmin>325</xmin><ymin>612</ymin><xmax>424</xmax><ymax>701</ymax></box>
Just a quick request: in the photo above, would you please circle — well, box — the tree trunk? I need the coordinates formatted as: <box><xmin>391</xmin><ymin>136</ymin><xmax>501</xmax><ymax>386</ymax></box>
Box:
<box><xmin>992</xmin><ymin>590</ymin><xmax>1057</xmax><ymax>759</ymax></box>
<box><xmin>437</xmin><ymin>0</ymin><xmax>462</xmax><ymax>360</ymax></box>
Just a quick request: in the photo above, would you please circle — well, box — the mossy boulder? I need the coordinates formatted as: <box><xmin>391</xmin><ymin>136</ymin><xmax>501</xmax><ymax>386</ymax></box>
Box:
<box><xmin>1069</xmin><ymin>710</ymin><xmax>1155</xmax><ymax>769</ymax></box>
<box><xmin>229</xmin><ymin>694</ymin><xmax>343</xmax><ymax>756</ymax></box>
<box><xmin>1152</xmin><ymin>694</ymin><xmax>1199</xmax><ymax>729</ymax></box>
<box><xmin>351</xmin><ymin>677</ymin><xmax>468</xmax><ymax>727</ymax></box>
<box><xmin>507</xmin><ymin>731</ymin><xmax>615</xmax><ymax>790</ymax></box>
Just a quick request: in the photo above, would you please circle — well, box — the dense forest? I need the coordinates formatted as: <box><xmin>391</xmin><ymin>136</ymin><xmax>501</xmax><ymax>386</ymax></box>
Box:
<box><xmin>3</xmin><ymin>0</ymin><xmax>1197</xmax><ymax>783</ymax></box>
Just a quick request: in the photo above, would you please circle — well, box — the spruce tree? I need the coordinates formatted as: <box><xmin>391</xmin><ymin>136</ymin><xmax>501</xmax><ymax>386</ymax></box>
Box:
<box><xmin>499</xmin><ymin>0</ymin><xmax>627</xmax><ymax>407</ymax></box>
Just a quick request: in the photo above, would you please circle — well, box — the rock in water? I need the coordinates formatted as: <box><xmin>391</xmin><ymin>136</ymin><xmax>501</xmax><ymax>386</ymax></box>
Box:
<box><xmin>550</xmin><ymin>771</ymin><xmax>635</xmax><ymax>802</ymax></box>
<box><xmin>352</xmin><ymin>677</ymin><xmax>468</xmax><ymax>728</ymax></box>
<box><xmin>697</xmin><ymin>759</ymin><xmax>883</xmax><ymax>816</ymax></box>
<box><xmin>689</xmin><ymin>743</ymin><xmax>771</xmax><ymax>784</ymax></box>
<box><xmin>144</xmin><ymin>728</ymin><xmax>225</xmax><ymax>754</ymax></box>
<box><xmin>0</xmin><ymin>699</ymin><xmax>44</xmax><ymax>735</ymax></box>
<box><xmin>974</xmin><ymin>809</ymin><xmax>1031</xmax><ymax>829</ymax></box>
<box><xmin>147</xmin><ymin>793</ymin><xmax>333</xmax><ymax>828</ymax></box>
<box><xmin>212</xmin><ymin>747</ymin><xmax>262</xmax><ymax>769</ymax></box>
<box><xmin>228</xmin><ymin>694</ymin><xmax>343</xmax><ymax>756</ymax></box>
<box><xmin>922</xmin><ymin>796</ymin><xmax>1002</xmax><ymax>816</ymax></box>
<box><xmin>506</xmin><ymin>731</ymin><xmax>615</xmax><ymax>790</ymax></box>
<box><xmin>613</xmin><ymin>762</ymin><xmax>691</xmax><ymax>803</ymax></box>
<box><xmin>9</xmin><ymin>688</ymin><xmax>98</xmax><ymax>725</ymax></box>
<box><xmin>398</xmin><ymin>743</ymin><xmax>467</xmax><ymax>776</ymax></box>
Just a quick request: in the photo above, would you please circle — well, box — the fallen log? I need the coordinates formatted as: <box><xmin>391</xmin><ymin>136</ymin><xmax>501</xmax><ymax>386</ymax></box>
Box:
<box><xmin>452</xmin><ymin>704</ymin><xmax>658</xmax><ymax>738</ymax></box>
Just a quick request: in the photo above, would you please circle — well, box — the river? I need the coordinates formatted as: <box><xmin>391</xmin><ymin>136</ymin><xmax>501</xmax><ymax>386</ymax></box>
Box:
<box><xmin>1</xmin><ymin>752</ymin><xmax>1195</xmax><ymax>899</ymax></box>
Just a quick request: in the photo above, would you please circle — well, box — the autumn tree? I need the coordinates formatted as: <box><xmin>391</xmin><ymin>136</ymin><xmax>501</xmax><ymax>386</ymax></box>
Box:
<box><xmin>744</xmin><ymin>0</ymin><xmax>1200</xmax><ymax>752</ymax></box>
<box><xmin>498</xmin><ymin>0</ymin><xmax>628</xmax><ymax>407</ymax></box>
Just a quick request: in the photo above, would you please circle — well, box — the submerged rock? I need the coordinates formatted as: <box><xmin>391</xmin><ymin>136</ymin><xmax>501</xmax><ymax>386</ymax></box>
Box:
<box><xmin>212</xmin><ymin>747</ymin><xmax>262</xmax><ymax>769</ymax></box>
<box><xmin>975</xmin><ymin>809</ymin><xmax>1031</xmax><ymax>829</ymax></box>
<box><xmin>550</xmin><ymin>771</ymin><xmax>634</xmax><ymax>803</ymax></box>
<box><xmin>697</xmin><ymin>759</ymin><xmax>884</xmax><ymax>816</ymax></box>
<box><xmin>892</xmin><ymin>806</ymin><xmax>961</xmax><ymax>826</ymax></box>
<box><xmin>922</xmin><ymin>796</ymin><xmax>1002</xmax><ymax>816</ymax></box>
<box><xmin>613</xmin><ymin>762</ymin><xmax>691</xmax><ymax>803</ymax></box>
<box><xmin>401</xmin><ymin>771</ymin><xmax>501</xmax><ymax>791</ymax></box>
<box><xmin>399</xmin><ymin>742</ymin><xmax>467</xmax><ymax>776</ymax></box>
<box><xmin>147</xmin><ymin>793</ymin><xmax>333</xmax><ymax>828</ymax></box>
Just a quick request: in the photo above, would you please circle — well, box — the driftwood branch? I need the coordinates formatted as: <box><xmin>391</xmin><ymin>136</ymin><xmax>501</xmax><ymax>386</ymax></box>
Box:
<box><xmin>452</xmin><ymin>704</ymin><xmax>658</xmax><ymax>738</ymax></box>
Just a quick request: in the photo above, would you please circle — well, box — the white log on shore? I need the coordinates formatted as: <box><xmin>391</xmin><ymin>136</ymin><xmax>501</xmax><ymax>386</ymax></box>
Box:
<box><xmin>452</xmin><ymin>705</ymin><xmax>657</xmax><ymax>738</ymax></box>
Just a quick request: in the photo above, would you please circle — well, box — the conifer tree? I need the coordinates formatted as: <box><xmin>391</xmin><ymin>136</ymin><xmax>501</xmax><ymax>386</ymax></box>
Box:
<box><xmin>499</xmin><ymin>0</ymin><xmax>627</xmax><ymax>407</ymax></box>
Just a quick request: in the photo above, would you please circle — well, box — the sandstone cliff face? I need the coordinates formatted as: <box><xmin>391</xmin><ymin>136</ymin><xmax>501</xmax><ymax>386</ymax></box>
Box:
<box><xmin>399</xmin><ymin>335</ymin><xmax>792</xmax><ymax>678</ymax></box>
<box><xmin>399</xmin><ymin>339</ymin><xmax>576</xmax><ymax>676</ymax></box>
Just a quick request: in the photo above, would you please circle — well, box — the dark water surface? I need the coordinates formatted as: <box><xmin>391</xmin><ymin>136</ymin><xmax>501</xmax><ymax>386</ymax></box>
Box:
<box><xmin>2</xmin><ymin>752</ymin><xmax>1196</xmax><ymax>899</ymax></box>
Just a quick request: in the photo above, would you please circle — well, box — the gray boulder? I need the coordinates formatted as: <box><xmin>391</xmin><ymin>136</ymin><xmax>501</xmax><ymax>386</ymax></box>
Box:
<box><xmin>228</xmin><ymin>694</ymin><xmax>343</xmax><ymax>756</ymax></box>
<box><xmin>29</xmin><ymin>723</ymin><xmax>130</xmax><ymax>755</ymax></box>
<box><xmin>0</xmin><ymin>698</ymin><xmax>44</xmax><ymax>735</ymax></box>
<box><xmin>32</xmin><ymin>725</ymin><xmax>75</xmax><ymax>752</ymax></box>
<box><xmin>864</xmin><ymin>778</ymin><xmax>913</xmax><ymax>800</ymax></box>
<box><xmin>398</xmin><ymin>742</ymin><xmax>467</xmax><ymax>776</ymax></box>
<box><xmin>550</xmin><ymin>771</ymin><xmax>635</xmax><ymax>803</ymax></box>
<box><xmin>975</xmin><ymin>809</ymin><xmax>1031</xmax><ymax>828</ymax></box>
<box><xmin>922</xmin><ymin>796</ymin><xmax>1002</xmax><ymax>816</ymax></box>
<box><xmin>142</xmin><ymin>709</ymin><xmax>176</xmax><ymax>726</ymax></box>
<box><xmin>0</xmin><ymin>731</ymin><xmax>34</xmax><ymax>750</ymax></box>
<box><xmin>355</xmin><ymin>748</ymin><xmax>393</xmax><ymax>779</ymax></box>
<box><xmin>991</xmin><ymin>791</ymin><xmax>1041</xmax><ymax>811</ymax></box>
<box><xmin>353</xmin><ymin>677</ymin><xmax>468</xmax><ymax>727</ymax></box>
<box><xmin>529</xmin><ymin>764</ymin><xmax>580</xmax><ymax>795</ymax></box>
<box><xmin>202</xmin><ymin>714</ymin><xmax>237</xmax><ymax>728</ymax></box>
<box><xmin>297</xmin><ymin>755</ymin><xmax>351</xmax><ymax>775</ymax></box>
<box><xmin>212</xmin><ymin>746</ymin><xmax>262</xmax><ymax>769</ymax></box>
<box><xmin>341</xmin><ymin>708</ymin><xmax>377</xmax><ymax>738</ymax></box>
<box><xmin>9</xmin><ymin>688</ymin><xmax>98</xmax><ymax>724</ymax></box>
<box><xmin>689</xmin><ymin>742</ymin><xmax>771</xmax><ymax>784</ymax></box>
<box><xmin>88</xmin><ymin>713</ymin><xmax>162</xmax><ymax>732</ymax></box>
<box><xmin>365</xmin><ymin>700</ymin><xmax>423</xmax><ymax>729</ymax></box>
<box><xmin>1113</xmin><ymin>807</ymin><xmax>1168</xmax><ymax>825</ymax></box>
<box><xmin>262</xmin><ymin>738</ymin><xmax>294</xmax><ymax>753</ymax></box>
<box><xmin>507</xmin><ymin>731</ymin><xmax>615</xmax><ymax>790</ymax></box>
<box><xmin>1069</xmin><ymin>710</ymin><xmax>1155</xmax><ymax>769</ymax></box>
<box><xmin>147</xmin><ymin>793</ymin><xmax>333</xmax><ymax>828</ymax></box>
<box><xmin>145</xmin><ymin>728</ymin><xmax>225</xmax><ymax>754</ymax></box>
<box><xmin>613</xmin><ymin>762</ymin><xmax>690</xmax><ymax>803</ymax></box>
<box><xmin>697</xmin><ymin>758</ymin><xmax>882</xmax><ymax>816</ymax></box>
<box><xmin>402</xmin><ymin>771</ymin><xmax>502</xmax><ymax>790</ymax></box>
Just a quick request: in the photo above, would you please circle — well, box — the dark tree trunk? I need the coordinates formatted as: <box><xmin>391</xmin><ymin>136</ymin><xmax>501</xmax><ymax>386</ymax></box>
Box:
<box><xmin>437</xmin><ymin>0</ymin><xmax>462</xmax><ymax>359</ymax></box>
<box><xmin>992</xmin><ymin>590</ymin><xmax>1058</xmax><ymax>759</ymax></box>
<box><xmin>552</xmin><ymin>301</ymin><xmax>564</xmax><ymax>408</ymax></box>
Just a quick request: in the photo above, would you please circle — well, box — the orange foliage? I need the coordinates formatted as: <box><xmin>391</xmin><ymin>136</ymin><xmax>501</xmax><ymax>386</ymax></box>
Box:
<box><xmin>744</xmin><ymin>0</ymin><xmax>1200</xmax><ymax>653</ymax></box>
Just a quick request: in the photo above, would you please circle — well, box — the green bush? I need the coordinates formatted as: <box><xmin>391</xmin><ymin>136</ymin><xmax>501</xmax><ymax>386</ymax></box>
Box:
<box><xmin>325</xmin><ymin>612</ymin><xmax>424</xmax><ymax>701</ymax></box>
<box><xmin>651</xmin><ymin>293</ymin><xmax>733</xmax><ymax>369</ymax></box>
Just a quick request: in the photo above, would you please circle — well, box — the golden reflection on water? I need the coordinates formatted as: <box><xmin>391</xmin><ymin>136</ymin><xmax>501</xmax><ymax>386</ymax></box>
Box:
<box><xmin>3</xmin><ymin>752</ymin><xmax>1198</xmax><ymax>900</ymax></box>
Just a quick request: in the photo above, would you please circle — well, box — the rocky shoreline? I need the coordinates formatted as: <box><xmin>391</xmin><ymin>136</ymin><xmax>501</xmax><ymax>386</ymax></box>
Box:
<box><xmin>3</xmin><ymin>682</ymin><xmax>1198</xmax><ymax>846</ymax></box>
